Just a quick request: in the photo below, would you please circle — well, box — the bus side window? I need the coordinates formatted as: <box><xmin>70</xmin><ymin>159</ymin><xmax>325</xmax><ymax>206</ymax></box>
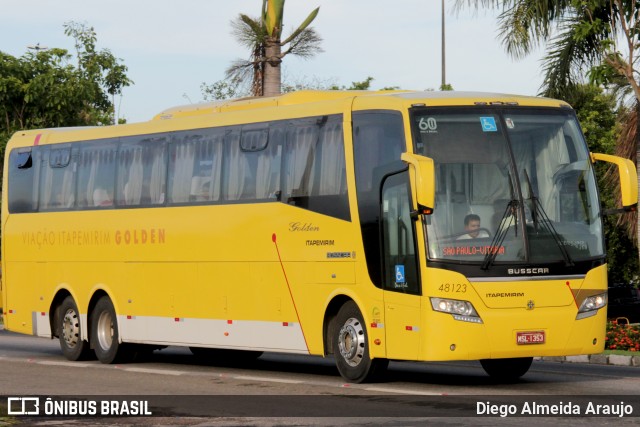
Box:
<box><xmin>39</xmin><ymin>145</ymin><xmax>76</xmax><ymax>210</ymax></box>
<box><xmin>310</xmin><ymin>118</ymin><xmax>349</xmax><ymax>220</ymax></box>
<box><xmin>254</xmin><ymin>126</ymin><xmax>284</xmax><ymax>201</ymax></box>
<box><xmin>284</xmin><ymin>121</ymin><xmax>318</xmax><ymax>204</ymax></box>
<box><xmin>78</xmin><ymin>142</ymin><xmax>117</xmax><ymax>209</ymax></box>
<box><xmin>117</xmin><ymin>135</ymin><xmax>167</xmax><ymax>206</ymax></box>
<box><xmin>237</xmin><ymin>124</ymin><xmax>269</xmax><ymax>200</ymax></box>
<box><xmin>316</xmin><ymin>119</ymin><xmax>347</xmax><ymax>196</ymax></box>
<box><xmin>8</xmin><ymin>148</ymin><xmax>37</xmax><ymax>213</ymax></box>
<box><xmin>168</xmin><ymin>129</ymin><xmax>224</xmax><ymax>204</ymax></box>
<box><xmin>265</xmin><ymin>125</ymin><xmax>285</xmax><ymax>201</ymax></box>
<box><xmin>283</xmin><ymin>115</ymin><xmax>349</xmax><ymax>220</ymax></box>
<box><xmin>223</xmin><ymin>130</ymin><xmax>245</xmax><ymax>201</ymax></box>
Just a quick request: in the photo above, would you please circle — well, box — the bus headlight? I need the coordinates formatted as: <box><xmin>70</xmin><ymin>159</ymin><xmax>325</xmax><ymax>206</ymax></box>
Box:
<box><xmin>430</xmin><ymin>298</ymin><xmax>483</xmax><ymax>324</ymax></box>
<box><xmin>576</xmin><ymin>292</ymin><xmax>607</xmax><ymax>320</ymax></box>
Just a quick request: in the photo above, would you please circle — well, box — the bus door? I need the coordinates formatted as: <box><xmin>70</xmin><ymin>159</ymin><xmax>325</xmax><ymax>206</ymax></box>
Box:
<box><xmin>381</xmin><ymin>170</ymin><xmax>422</xmax><ymax>360</ymax></box>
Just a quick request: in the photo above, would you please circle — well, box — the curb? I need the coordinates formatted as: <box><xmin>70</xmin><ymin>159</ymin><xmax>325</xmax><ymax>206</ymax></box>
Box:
<box><xmin>537</xmin><ymin>354</ymin><xmax>640</xmax><ymax>367</ymax></box>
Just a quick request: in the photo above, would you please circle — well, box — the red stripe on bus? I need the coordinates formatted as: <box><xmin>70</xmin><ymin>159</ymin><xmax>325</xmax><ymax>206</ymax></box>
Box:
<box><xmin>272</xmin><ymin>233</ymin><xmax>310</xmax><ymax>352</ymax></box>
<box><xmin>566</xmin><ymin>281</ymin><xmax>579</xmax><ymax>309</ymax></box>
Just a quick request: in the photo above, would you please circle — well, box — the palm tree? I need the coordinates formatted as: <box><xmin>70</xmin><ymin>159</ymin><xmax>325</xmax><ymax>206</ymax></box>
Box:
<box><xmin>227</xmin><ymin>0</ymin><xmax>322</xmax><ymax>97</ymax></box>
<box><xmin>455</xmin><ymin>0</ymin><xmax>640</xmax><ymax>252</ymax></box>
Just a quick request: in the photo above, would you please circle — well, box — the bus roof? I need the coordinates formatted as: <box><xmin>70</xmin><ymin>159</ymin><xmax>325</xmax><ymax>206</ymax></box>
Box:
<box><xmin>153</xmin><ymin>90</ymin><xmax>570</xmax><ymax>121</ymax></box>
<box><xmin>5</xmin><ymin>90</ymin><xmax>571</xmax><ymax>149</ymax></box>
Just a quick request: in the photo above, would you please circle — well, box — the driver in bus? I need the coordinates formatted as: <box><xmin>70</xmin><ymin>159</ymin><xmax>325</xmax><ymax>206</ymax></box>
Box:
<box><xmin>458</xmin><ymin>214</ymin><xmax>489</xmax><ymax>239</ymax></box>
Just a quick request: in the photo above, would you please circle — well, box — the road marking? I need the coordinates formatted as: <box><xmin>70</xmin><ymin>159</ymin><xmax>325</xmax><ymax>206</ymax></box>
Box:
<box><xmin>37</xmin><ymin>360</ymin><xmax>93</xmax><ymax>368</ymax></box>
<box><xmin>123</xmin><ymin>367</ymin><xmax>185</xmax><ymax>376</ymax></box>
<box><xmin>363</xmin><ymin>387</ymin><xmax>445</xmax><ymax>396</ymax></box>
<box><xmin>234</xmin><ymin>375</ymin><xmax>303</xmax><ymax>384</ymax></box>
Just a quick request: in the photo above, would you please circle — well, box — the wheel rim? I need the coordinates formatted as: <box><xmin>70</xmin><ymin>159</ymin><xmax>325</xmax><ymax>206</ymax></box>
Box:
<box><xmin>96</xmin><ymin>310</ymin><xmax>114</xmax><ymax>351</ymax></box>
<box><xmin>61</xmin><ymin>308</ymin><xmax>80</xmax><ymax>348</ymax></box>
<box><xmin>338</xmin><ymin>317</ymin><xmax>365</xmax><ymax>367</ymax></box>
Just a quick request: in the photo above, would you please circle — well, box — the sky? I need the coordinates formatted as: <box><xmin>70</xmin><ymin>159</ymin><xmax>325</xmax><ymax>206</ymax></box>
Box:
<box><xmin>2</xmin><ymin>0</ymin><xmax>546</xmax><ymax>124</ymax></box>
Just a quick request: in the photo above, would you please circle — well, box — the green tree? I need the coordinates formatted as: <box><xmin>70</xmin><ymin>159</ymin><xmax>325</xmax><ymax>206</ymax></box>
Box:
<box><xmin>454</xmin><ymin>0</ymin><xmax>640</xmax><ymax>263</ymax></box>
<box><xmin>226</xmin><ymin>0</ymin><xmax>322</xmax><ymax>97</ymax></box>
<box><xmin>452</xmin><ymin>2</ymin><xmax>639</xmax><ymax>97</ymax></box>
<box><xmin>64</xmin><ymin>22</ymin><xmax>131</xmax><ymax>122</ymax></box>
<box><xmin>202</xmin><ymin>75</ymin><xmax>400</xmax><ymax>100</ymax></box>
<box><xmin>0</xmin><ymin>21</ymin><xmax>132</xmax><ymax>151</ymax></box>
<box><xmin>326</xmin><ymin>76</ymin><xmax>400</xmax><ymax>91</ymax></box>
<box><xmin>568</xmin><ymin>84</ymin><xmax>638</xmax><ymax>281</ymax></box>
<box><xmin>200</xmin><ymin>77</ymin><xmax>245</xmax><ymax>101</ymax></box>
<box><xmin>329</xmin><ymin>76</ymin><xmax>375</xmax><ymax>91</ymax></box>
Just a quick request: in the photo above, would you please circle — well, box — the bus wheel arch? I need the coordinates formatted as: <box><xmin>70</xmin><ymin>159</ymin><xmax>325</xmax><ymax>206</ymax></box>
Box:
<box><xmin>325</xmin><ymin>298</ymin><xmax>388</xmax><ymax>383</ymax></box>
<box><xmin>49</xmin><ymin>289</ymin><xmax>73</xmax><ymax>339</ymax></box>
<box><xmin>323</xmin><ymin>295</ymin><xmax>352</xmax><ymax>356</ymax></box>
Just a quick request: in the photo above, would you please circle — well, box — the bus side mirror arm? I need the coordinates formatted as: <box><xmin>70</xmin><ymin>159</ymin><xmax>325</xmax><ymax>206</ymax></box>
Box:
<box><xmin>590</xmin><ymin>152</ymin><xmax>638</xmax><ymax>211</ymax></box>
<box><xmin>401</xmin><ymin>152</ymin><xmax>436</xmax><ymax>217</ymax></box>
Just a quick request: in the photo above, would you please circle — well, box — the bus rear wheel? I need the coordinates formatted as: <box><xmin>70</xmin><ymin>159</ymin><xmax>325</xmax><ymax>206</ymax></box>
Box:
<box><xmin>332</xmin><ymin>301</ymin><xmax>388</xmax><ymax>383</ymax></box>
<box><xmin>90</xmin><ymin>297</ymin><xmax>131</xmax><ymax>364</ymax></box>
<box><xmin>59</xmin><ymin>296</ymin><xmax>92</xmax><ymax>361</ymax></box>
<box><xmin>480</xmin><ymin>357</ymin><xmax>533</xmax><ymax>381</ymax></box>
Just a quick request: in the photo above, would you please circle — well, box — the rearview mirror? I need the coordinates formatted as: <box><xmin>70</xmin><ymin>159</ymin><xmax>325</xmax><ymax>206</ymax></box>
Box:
<box><xmin>590</xmin><ymin>152</ymin><xmax>638</xmax><ymax>211</ymax></box>
<box><xmin>401</xmin><ymin>152</ymin><xmax>435</xmax><ymax>215</ymax></box>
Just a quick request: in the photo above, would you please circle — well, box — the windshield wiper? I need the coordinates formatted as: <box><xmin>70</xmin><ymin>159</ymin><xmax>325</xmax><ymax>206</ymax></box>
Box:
<box><xmin>482</xmin><ymin>200</ymin><xmax>518</xmax><ymax>270</ymax></box>
<box><xmin>482</xmin><ymin>174</ymin><xmax>518</xmax><ymax>270</ymax></box>
<box><xmin>523</xmin><ymin>169</ymin><xmax>574</xmax><ymax>267</ymax></box>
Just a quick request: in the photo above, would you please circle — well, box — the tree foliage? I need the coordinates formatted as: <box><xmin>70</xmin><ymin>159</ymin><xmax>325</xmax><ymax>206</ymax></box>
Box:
<box><xmin>329</xmin><ymin>76</ymin><xmax>375</xmax><ymax>91</ymax></box>
<box><xmin>0</xmin><ymin>21</ymin><xmax>132</xmax><ymax>155</ymax></box>
<box><xmin>567</xmin><ymin>84</ymin><xmax>638</xmax><ymax>281</ymax></box>
<box><xmin>455</xmin><ymin>0</ymin><xmax>640</xmax><ymax>269</ymax></box>
<box><xmin>201</xmin><ymin>75</ymin><xmax>401</xmax><ymax>101</ymax></box>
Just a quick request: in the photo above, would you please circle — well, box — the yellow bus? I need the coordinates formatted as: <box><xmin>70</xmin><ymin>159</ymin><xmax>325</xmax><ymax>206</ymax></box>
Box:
<box><xmin>2</xmin><ymin>90</ymin><xmax>637</xmax><ymax>383</ymax></box>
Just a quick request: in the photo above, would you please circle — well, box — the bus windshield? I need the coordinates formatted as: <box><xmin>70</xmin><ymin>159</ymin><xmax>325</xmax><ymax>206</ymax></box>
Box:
<box><xmin>411</xmin><ymin>107</ymin><xmax>603</xmax><ymax>268</ymax></box>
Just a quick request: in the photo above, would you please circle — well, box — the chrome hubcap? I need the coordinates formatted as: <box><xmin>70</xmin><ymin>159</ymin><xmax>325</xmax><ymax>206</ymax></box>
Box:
<box><xmin>62</xmin><ymin>308</ymin><xmax>80</xmax><ymax>348</ymax></box>
<box><xmin>338</xmin><ymin>317</ymin><xmax>365</xmax><ymax>367</ymax></box>
<box><xmin>96</xmin><ymin>310</ymin><xmax>114</xmax><ymax>351</ymax></box>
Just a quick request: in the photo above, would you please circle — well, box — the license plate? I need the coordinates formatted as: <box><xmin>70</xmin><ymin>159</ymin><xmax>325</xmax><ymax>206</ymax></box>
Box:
<box><xmin>516</xmin><ymin>331</ymin><xmax>545</xmax><ymax>345</ymax></box>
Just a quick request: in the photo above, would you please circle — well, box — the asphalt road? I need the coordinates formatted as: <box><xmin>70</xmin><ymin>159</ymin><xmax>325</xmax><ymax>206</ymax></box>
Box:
<box><xmin>1</xmin><ymin>329</ymin><xmax>639</xmax><ymax>426</ymax></box>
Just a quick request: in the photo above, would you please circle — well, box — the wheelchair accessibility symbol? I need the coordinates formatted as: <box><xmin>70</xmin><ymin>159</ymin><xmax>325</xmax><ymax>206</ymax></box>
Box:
<box><xmin>395</xmin><ymin>265</ymin><xmax>405</xmax><ymax>284</ymax></box>
<box><xmin>480</xmin><ymin>116</ymin><xmax>498</xmax><ymax>132</ymax></box>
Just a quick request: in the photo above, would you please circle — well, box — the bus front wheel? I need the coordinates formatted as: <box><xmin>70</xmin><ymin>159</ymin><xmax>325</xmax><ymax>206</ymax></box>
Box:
<box><xmin>480</xmin><ymin>357</ymin><xmax>533</xmax><ymax>381</ymax></box>
<box><xmin>332</xmin><ymin>301</ymin><xmax>388</xmax><ymax>383</ymax></box>
<box><xmin>58</xmin><ymin>296</ymin><xmax>92</xmax><ymax>361</ymax></box>
<box><xmin>90</xmin><ymin>297</ymin><xmax>131</xmax><ymax>364</ymax></box>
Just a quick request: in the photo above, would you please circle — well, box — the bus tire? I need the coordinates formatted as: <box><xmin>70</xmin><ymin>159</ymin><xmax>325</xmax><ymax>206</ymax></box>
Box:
<box><xmin>480</xmin><ymin>357</ymin><xmax>533</xmax><ymax>381</ymax></box>
<box><xmin>58</xmin><ymin>296</ymin><xmax>92</xmax><ymax>361</ymax></box>
<box><xmin>90</xmin><ymin>297</ymin><xmax>131</xmax><ymax>364</ymax></box>
<box><xmin>332</xmin><ymin>301</ymin><xmax>388</xmax><ymax>383</ymax></box>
